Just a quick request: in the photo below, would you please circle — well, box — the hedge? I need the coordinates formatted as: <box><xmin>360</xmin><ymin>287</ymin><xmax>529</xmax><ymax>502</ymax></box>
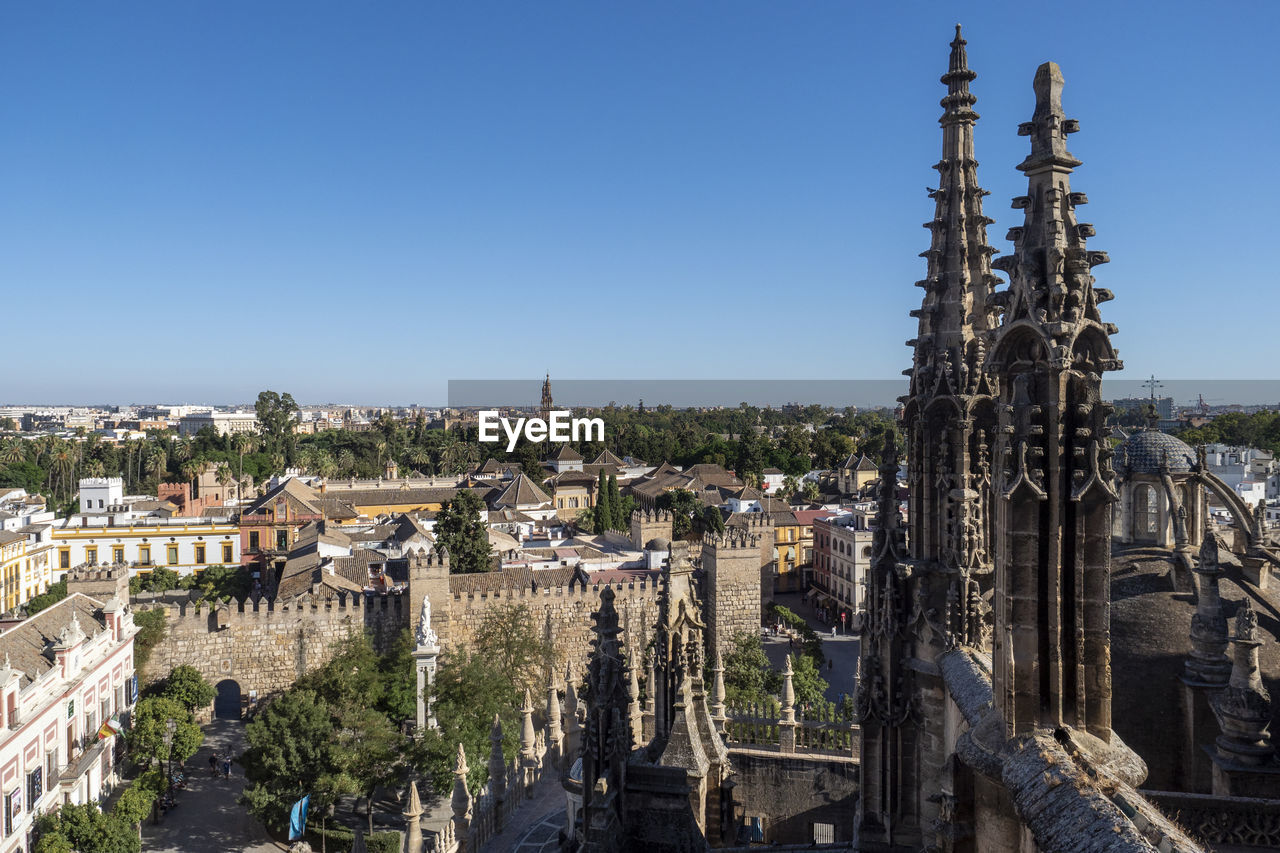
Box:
<box><xmin>305</xmin><ymin>824</ymin><xmax>400</xmax><ymax>853</ymax></box>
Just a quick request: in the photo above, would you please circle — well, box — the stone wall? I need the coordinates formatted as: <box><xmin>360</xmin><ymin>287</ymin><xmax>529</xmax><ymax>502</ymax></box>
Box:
<box><xmin>704</xmin><ymin>526</ymin><xmax>768</xmax><ymax>659</ymax></box>
<box><xmin>447</xmin><ymin>581</ymin><xmax>660</xmax><ymax>674</ymax></box>
<box><xmin>140</xmin><ymin>592</ymin><xmax>408</xmax><ymax>707</ymax></box>
<box><xmin>727</xmin><ymin>748</ymin><xmax>859</xmax><ymax>845</ymax></box>
<box><xmin>140</xmin><ymin>573</ymin><xmax>660</xmax><ymax>709</ymax></box>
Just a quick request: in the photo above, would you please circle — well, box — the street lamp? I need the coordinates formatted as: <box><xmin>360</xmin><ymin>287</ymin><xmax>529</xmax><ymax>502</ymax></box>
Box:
<box><xmin>163</xmin><ymin>718</ymin><xmax>177</xmax><ymax>792</ymax></box>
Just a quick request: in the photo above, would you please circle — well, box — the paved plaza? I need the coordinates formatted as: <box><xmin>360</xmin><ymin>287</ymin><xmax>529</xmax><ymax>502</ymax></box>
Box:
<box><xmin>141</xmin><ymin>720</ymin><xmax>281</xmax><ymax>853</ymax></box>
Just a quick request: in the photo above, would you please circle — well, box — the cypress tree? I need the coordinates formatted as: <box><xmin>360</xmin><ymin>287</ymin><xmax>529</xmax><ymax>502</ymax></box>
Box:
<box><xmin>608</xmin><ymin>473</ymin><xmax>624</xmax><ymax>531</ymax></box>
<box><xmin>595</xmin><ymin>469</ymin><xmax>612</xmax><ymax>531</ymax></box>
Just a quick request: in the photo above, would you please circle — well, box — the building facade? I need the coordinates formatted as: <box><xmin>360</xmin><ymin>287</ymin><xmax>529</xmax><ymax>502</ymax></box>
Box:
<box><xmin>50</xmin><ymin>518</ymin><xmax>240</xmax><ymax>578</ymax></box>
<box><xmin>0</xmin><ymin>589</ymin><xmax>137</xmax><ymax>853</ymax></box>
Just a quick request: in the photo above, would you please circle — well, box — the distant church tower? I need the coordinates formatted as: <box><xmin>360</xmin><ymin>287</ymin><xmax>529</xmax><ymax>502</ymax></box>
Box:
<box><xmin>540</xmin><ymin>373</ymin><xmax>553</xmax><ymax>420</ymax></box>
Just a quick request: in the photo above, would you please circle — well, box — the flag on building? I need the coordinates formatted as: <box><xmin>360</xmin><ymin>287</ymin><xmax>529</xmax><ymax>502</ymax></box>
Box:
<box><xmin>289</xmin><ymin>794</ymin><xmax>311</xmax><ymax>841</ymax></box>
<box><xmin>96</xmin><ymin>718</ymin><xmax>122</xmax><ymax>740</ymax></box>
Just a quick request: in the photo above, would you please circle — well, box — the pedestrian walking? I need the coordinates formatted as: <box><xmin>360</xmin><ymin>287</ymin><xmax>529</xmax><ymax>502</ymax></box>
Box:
<box><xmin>208</xmin><ymin>754</ymin><xmax>218</xmax><ymax>776</ymax></box>
<box><xmin>222</xmin><ymin>758</ymin><xmax>232</xmax><ymax>779</ymax></box>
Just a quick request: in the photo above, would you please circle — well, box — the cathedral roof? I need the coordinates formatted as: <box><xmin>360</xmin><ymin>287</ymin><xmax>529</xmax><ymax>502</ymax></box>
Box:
<box><xmin>1116</xmin><ymin>429</ymin><xmax>1196</xmax><ymax>475</ymax></box>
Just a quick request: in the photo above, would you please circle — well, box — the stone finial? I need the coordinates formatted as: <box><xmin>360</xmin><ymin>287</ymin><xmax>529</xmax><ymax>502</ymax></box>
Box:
<box><xmin>564</xmin><ymin>663</ymin><xmax>581</xmax><ymax>732</ymax></box>
<box><xmin>520</xmin><ymin>689</ymin><xmax>537</xmax><ymax>760</ymax></box>
<box><xmin>1233</xmin><ymin>600</ymin><xmax>1259</xmax><ymax>647</ymax></box>
<box><xmin>1186</xmin><ymin>537</ymin><xmax>1231</xmax><ymax>686</ymax></box>
<box><xmin>780</xmin><ymin>654</ymin><xmax>796</xmax><ymax>724</ymax></box>
<box><xmin>546</xmin><ymin>669</ymin><xmax>563</xmax><ymax>758</ymax></box>
<box><xmin>1215</xmin><ymin>600</ymin><xmax>1274</xmax><ymax>766</ymax></box>
<box><xmin>709</xmin><ymin>644</ymin><xmax>728</xmax><ymax>733</ymax></box>
<box><xmin>488</xmin><ymin>713</ymin><xmax>507</xmax><ymax>802</ymax></box>
<box><xmin>403</xmin><ymin>779</ymin><xmax>422</xmax><ymax>819</ymax></box>
<box><xmin>627</xmin><ymin>657</ymin><xmax>643</xmax><ymax>746</ymax></box>
<box><xmin>451</xmin><ymin>744</ymin><xmax>472</xmax><ymax>821</ymax></box>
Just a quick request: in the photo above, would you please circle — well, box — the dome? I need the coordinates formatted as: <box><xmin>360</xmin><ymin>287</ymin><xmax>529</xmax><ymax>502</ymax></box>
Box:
<box><xmin>645</xmin><ymin>537</ymin><xmax>671</xmax><ymax>552</ymax></box>
<box><xmin>1116</xmin><ymin>429</ymin><xmax>1196</xmax><ymax>475</ymax></box>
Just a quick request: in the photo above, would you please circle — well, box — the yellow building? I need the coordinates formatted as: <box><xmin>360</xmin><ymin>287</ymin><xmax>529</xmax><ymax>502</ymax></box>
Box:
<box><xmin>0</xmin><ymin>525</ymin><xmax>56</xmax><ymax>613</ymax></box>
<box><xmin>314</xmin><ymin>484</ymin><xmax>496</xmax><ymax>520</ymax></box>
<box><xmin>50</xmin><ymin>519</ymin><xmax>240</xmax><ymax>579</ymax></box>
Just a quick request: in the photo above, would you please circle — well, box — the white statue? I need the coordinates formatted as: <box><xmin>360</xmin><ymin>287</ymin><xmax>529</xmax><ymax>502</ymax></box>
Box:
<box><xmin>416</xmin><ymin>594</ymin><xmax>438</xmax><ymax>647</ymax></box>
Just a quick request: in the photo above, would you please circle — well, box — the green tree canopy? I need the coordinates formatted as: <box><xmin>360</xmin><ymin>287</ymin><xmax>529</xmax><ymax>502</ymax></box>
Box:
<box><xmin>434</xmin><ymin>489</ymin><xmax>493</xmax><ymax>573</ymax></box>
<box><xmin>129</xmin><ymin>696</ymin><xmax>203</xmax><ymax>770</ymax></box>
<box><xmin>414</xmin><ymin>604</ymin><xmax>553</xmax><ymax>795</ymax></box>
<box><xmin>34</xmin><ymin>803</ymin><xmax>139</xmax><ymax>853</ymax></box>
<box><xmin>158</xmin><ymin>665</ymin><xmax>215</xmax><ymax>712</ymax></box>
<box><xmin>241</xmin><ymin>689</ymin><xmax>351</xmax><ymax>831</ymax></box>
<box><xmin>255</xmin><ymin>390</ymin><xmax>300</xmax><ymax>458</ymax></box>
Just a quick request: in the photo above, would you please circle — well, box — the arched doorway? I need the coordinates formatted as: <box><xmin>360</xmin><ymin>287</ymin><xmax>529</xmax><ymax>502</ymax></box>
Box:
<box><xmin>214</xmin><ymin>679</ymin><xmax>242</xmax><ymax>720</ymax></box>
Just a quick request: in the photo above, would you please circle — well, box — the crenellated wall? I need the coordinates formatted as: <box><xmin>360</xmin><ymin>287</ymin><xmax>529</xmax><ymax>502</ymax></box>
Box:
<box><xmin>447</xmin><ymin>581</ymin><xmax>659</xmax><ymax>673</ymax></box>
<box><xmin>141</xmin><ymin>591</ymin><xmax>409</xmax><ymax>707</ymax></box>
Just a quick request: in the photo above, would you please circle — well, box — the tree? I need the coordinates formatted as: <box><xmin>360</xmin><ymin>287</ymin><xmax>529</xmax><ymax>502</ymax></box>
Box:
<box><xmin>159</xmin><ymin>665</ymin><xmax>215</xmax><ymax>712</ymax></box>
<box><xmin>433</xmin><ymin>490</ymin><xmax>493</xmax><ymax>573</ymax></box>
<box><xmin>376</xmin><ymin>630</ymin><xmax>418</xmax><ymax>725</ymax></box>
<box><xmin>656</xmin><ymin>489</ymin><xmax>700</xmax><ymax>539</ymax></box>
<box><xmin>242</xmin><ymin>689</ymin><xmax>351</xmax><ymax>832</ymax></box>
<box><xmin>25</xmin><ymin>580</ymin><xmax>67</xmax><ymax>615</ymax></box>
<box><xmin>415</xmin><ymin>605</ymin><xmax>552</xmax><ymax>794</ymax></box>
<box><xmin>696</xmin><ymin>504</ymin><xmax>725</xmax><ymax>538</ymax></box>
<box><xmin>594</xmin><ymin>469</ymin><xmax>613</xmax><ymax>531</ymax></box>
<box><xmin>722</xmin><ymin>632</ymin><xmax>781</xmax><ymax>707</ymax></box>
<box><xmin>184</xmin><ymin>564</ymin><xmax>251</xmax><ymax>601</ymax></box>
<box><xmin>789</xmin><ymin>653</ymin><xmax>830</xmax><ymax>709</ymax></box>
<box><xmin>33</xmin><ymin>803</ymin><xmax>139</xmax><ymax>853</ymax></box>
<box><xmin>129</xmin><ymin>696</ymin><xmax>203</xmax><ymax>771</ymax></box>
<box><xmin>297</xmin><ymin>634</ymin><xmax>386</xmax><ymax>712</ymax></box>
<box><xmin>132</xmin><ymin>607</ymin><xmax>167</xmax><ymax>671</ymax></box>
<box><xmin>333</xmin><ymin>704</ymin><xmax>405</xmax><ymax>834</ymax></box>
<box><xmin>801</xmin><ymin>480</ymin><xmax>821</xmax><ymax>502</ymax></box>
<box><xmin>255</xmin><ymin>390</ymin><xmax>300</xmax><ymax>457</ymax></box>
<box><xmin>607</xmin><ymin>473</ymin><xmax>625</xmax><ymax>530</ymax></box>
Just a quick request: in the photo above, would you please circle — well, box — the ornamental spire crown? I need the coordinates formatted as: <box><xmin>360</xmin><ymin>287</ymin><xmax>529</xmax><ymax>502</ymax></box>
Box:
<box><xmin>908</xmin><ymin>24</ymin><xmax>999</xmax><ymax>403</ymax></box>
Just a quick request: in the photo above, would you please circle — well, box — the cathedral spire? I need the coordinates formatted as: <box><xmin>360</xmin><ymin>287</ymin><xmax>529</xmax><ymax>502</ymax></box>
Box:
<box><xmin>907</xmin><ymin>23</ymin><xmax>998</xmax><ymax>405</ymax></box>
<box><xmin>988</xmin><ymin>62</ymin><xmax>1120</xmax><ymax>743</ymax></box>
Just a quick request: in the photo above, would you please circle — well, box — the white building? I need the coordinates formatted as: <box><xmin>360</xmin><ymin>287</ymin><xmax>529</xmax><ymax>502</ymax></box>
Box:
<box><xmin>0</xmin><ymin>589</ymin><xmax>137</xmax><ymax>851</ymax></box>
<box><xmin>50</xmin><ymin>517</ymin><xmax>240</xmax><ymax>579</ymax></box>
<box><xmin>761</xmin><ymin>469</ymin><xmax>786</xmax><ymax>495</ymax></box>
<box><xmin>178</xmin><ymin>410</ymin><xmax>259</xmax><ymax>438</ymax></box>
<box><xmin>78</xmin><ymin>479</ymin><xmax>124</xmax><ymax>515</ymax></box>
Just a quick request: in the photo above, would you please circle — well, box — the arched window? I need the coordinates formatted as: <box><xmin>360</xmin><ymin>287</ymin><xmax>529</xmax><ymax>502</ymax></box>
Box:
<box><xmin>1134</xmin><ymin>484</ymin><xmax>1160</xmax><ymax>539</ymax></box>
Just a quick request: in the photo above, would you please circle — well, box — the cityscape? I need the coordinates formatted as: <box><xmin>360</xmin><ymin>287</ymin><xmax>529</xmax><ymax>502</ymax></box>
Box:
<box><xmin>2</xmin><ymin>5</ymin><xmax>1279</xmax><ymax>853</ymax></box>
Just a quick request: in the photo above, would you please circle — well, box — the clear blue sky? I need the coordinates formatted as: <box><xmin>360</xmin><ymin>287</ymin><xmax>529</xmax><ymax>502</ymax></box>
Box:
<box><xmin>2</xmin><ymin>2</ymin><xmax>1275</xmax><ymax>405</ymax></box>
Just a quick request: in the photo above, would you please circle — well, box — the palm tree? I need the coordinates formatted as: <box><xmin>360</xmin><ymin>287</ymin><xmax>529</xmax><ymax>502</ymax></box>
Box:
<box><xmin>337</xmin><ymin>448</ymin><xmax>356</xmax><ymax>476</ymax></box>
<box><xmin>314</xmin><ymin>451</ymin><xmax>337</xmax><ymax>480</ymax></box>
<box><xmin>408</xmin><ymin>445</ymin><xmax>433</xmax><ymax>475</ymax></box>
<box><xmin>0</xmin><ymin>437</ymin><xmax>24</xmax><ymax>466</ymax></box>
<box><xmin>50</xmin><ymin>445</ymin><xmax>74</xmax><ymax>505</ymax></box>
<box><xmin>146</xmin><ymin>446</ymin><xmax>168</xmax><ymax>483</ymax></box>
<box><xmin>215</xmin><ymin>463</ymin><xmax>233</xmax><ymax>503</ymax></box>
<box><xmin>232</xmin><ymin>433</ymin><xmax>258</xmax><ymax>504</ymax></box>
<box><xmin>179</xmin><ymin>460</ymin><xmax>200</xmax><ymax>495</ymax></box>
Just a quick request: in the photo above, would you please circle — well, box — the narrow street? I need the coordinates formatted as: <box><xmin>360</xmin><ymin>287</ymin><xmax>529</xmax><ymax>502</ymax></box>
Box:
<box><xmin>141</xmin><ymin>720</ymin><xmax>281</xmax><ymax>853</ymax></box>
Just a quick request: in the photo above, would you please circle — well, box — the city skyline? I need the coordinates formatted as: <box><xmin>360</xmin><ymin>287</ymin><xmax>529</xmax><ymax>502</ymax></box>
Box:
<box><xmin>2</xmin><ymin>2</ymin><xmax>1275</xmax><ymax>403</ymax></box>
